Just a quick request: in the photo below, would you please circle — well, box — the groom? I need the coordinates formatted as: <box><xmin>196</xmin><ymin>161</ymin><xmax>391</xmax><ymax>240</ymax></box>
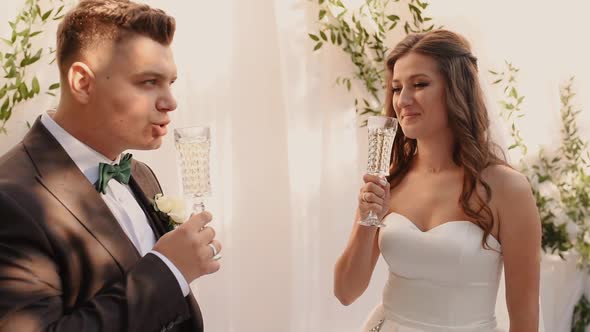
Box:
<box><xmin>0</xmin><ymin>0</ymin><xmax>221</xmax><ymax>331</ymax></box>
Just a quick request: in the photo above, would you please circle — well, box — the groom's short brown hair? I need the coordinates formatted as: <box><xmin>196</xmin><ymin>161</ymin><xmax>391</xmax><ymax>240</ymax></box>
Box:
<box><xmin>56</xmin><ymin>0</ymin><xmax>175</xmax><ymax>76</ymax></box>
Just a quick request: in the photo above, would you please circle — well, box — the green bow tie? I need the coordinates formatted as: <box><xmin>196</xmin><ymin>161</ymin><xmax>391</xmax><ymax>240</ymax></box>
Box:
<box><xmin>94</xmin><ymin>153</ymin><xmax>133</xmax><ymax>194</ymax></box>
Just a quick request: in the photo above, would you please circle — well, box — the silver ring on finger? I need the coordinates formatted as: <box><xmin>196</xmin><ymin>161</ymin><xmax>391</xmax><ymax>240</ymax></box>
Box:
<box><xmin>208</xmin><ymin>243</ymin><xmax>222</xmax><ymax>261</ymax></box>
<box><xmin>208</xmin><ymin>243</ymin><xmax>218</xmax><ymax>257</ymax></box>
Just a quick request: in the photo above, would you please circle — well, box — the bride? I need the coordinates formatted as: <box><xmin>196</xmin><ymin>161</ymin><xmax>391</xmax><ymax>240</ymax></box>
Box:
<box><xmin>334</xmin><ymin>30</ymin><xmax>542</xmax><ymax>331</ymax></box>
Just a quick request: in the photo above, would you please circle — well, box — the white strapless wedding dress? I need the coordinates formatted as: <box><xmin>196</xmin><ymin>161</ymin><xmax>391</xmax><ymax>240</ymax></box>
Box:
<box><xmin>361</xmin><ymin>212</ymin><xmax>540</xmax><ymax>332</ymax></box>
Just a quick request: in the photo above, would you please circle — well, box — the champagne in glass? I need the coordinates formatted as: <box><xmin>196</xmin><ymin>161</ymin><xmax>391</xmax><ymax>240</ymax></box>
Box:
<box><xmin>174</xmin><ymin>126</ymin><xmax>211</xmax><ymax>213</ymax></box>
<box><xmin>358</xmin><ymin>116</ymin><xmax>398</xmax><ymax>227</ymax></box>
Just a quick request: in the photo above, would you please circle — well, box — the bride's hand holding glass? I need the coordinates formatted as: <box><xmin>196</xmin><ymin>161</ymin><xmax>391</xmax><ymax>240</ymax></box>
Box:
<box><xmin>358</xmin><ymin>115</ymin><xmax>397</xmax><ymax>227</ymax></box>
<box><xmin>358</xmin><ymin>174</ymin><xmax>391</xmax><ymax>223</ymax></box>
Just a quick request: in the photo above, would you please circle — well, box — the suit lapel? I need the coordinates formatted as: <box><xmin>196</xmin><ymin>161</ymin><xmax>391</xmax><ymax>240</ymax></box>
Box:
<box><xmin>187</xmin><ymin>290</ymin><xmax>204</xmax><ymax>331</ymax></box>
<box><xmin>128</xmin><ymin>165</ymin><xmax>167</xmax><ymax>239</ymax></box>
<box><xmin>130</xmin><ymin>161</ymin><xmax>203</xmax><ymax>330</ymax></box>
<box><xmin>23</xmin><ymin>119</ymin><xmax>140</xmax><ymax>274</ymax></box>
<box><xmin>129</xmin><ymin>160</ymin><xmax>203</xmax><ymax>331</ymax></box>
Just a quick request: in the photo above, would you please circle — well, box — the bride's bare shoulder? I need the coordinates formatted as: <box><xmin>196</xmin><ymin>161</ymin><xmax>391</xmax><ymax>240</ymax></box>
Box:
<box><xmin>480</xmin><ymin>164</ymin><xmax>534</xmax><ymax>209</ymax></box>
<box><xmin>481</xmin><ymin>163</ymin><xmax>529</xmax><ymax>188</ymax></box>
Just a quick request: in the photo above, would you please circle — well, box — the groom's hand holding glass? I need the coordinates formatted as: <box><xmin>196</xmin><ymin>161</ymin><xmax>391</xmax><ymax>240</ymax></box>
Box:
<box><xmin>358</xmin><ymin>174</ymin><xmax>391</xmax><ymax>223</ymax></box>
<box><xmin>153</xmin><ymin>211</ymin><xmax>222</xmax><ymax>283</ymax></box>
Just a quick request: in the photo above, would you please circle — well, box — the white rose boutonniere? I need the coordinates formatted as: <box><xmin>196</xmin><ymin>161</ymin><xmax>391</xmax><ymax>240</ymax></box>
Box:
<box><xmin>153</xmin><ymin>193</ymin><xmax>189</xmax><ymax>228</ymax></box>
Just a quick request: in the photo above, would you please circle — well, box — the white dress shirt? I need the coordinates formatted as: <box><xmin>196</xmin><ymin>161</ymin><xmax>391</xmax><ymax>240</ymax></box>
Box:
<box><xmin>40</xmin><ymin>112</ymin><xmax>189</xmax><ymax>297</ymax></box>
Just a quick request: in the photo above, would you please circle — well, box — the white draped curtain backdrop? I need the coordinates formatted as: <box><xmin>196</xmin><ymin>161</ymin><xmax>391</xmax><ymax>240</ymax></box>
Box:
<box><xmin>1</xmin><ymin>0</ymin><xmax>590</xmax><ymax>331</ymax></box>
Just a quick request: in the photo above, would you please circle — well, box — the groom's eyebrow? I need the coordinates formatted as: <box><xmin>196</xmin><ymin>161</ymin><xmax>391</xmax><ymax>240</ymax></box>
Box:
<box><xmin>133</xmin><ymin>70</ymin><xmax>178</xmax><ymax>82</ymax></box>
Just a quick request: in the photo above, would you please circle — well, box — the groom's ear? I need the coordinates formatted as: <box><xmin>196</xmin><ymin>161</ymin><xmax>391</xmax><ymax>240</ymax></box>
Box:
<box><xmin>66</xmin><ymin>61</ymin><xmax>95</xmax><ymax>104</ymax></box>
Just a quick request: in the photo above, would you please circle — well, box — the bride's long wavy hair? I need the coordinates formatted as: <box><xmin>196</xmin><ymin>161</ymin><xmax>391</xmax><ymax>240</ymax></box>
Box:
<box><xmin>384</xmin><ymin>30</ymin><xmax>507</xmax><ymax>249</ymax></box>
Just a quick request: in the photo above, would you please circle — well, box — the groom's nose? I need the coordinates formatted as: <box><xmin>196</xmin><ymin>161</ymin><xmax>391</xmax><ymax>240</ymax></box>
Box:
<box><xmin>156</xmin><ymin>88</ymin><xmax>177</xmax><ymax>113</ymax></box>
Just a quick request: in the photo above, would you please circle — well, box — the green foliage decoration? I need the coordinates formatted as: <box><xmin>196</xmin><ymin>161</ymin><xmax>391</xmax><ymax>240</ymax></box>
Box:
<box><xmin>572</xmin><ymin>295</ymin><xmax>590</xmax><ymax>332</ymax></box>
<box><xmin>491</xmin><ymin>66</ymin><xmax>590</xmax><ymax>266</ymax></box>
<box><xmin>0</xmin><ymin>0</ymin><xmax>66</xmax><ymax>133</ymax></box>
<box><xmin>308</xmin><ymin>0</ymin><xmax>439</xmax><ymax>122</ymax></box>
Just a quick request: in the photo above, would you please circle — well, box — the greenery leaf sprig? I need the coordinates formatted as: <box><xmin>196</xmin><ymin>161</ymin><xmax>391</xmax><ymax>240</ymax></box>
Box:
<box><xmin>557</xmin><ymin>78</ymin><xmax>590</xmax><ymax>269</ymax></box>
<box><xmin>488</xmin><ymin>64</ymin><xmax>574</xmax><ymax>257</ymax></box>
<box><xmin>489</xmin><ymin>62</ymin><xmax>528</xmax><ymax>161</ymax></box>
<box><xmin>0</xmin><ymin>0</ymin><xmax>65</xmax><ymax>134</ymax></box>
<box><xmin>572</xmin><ymin>295</ymin><xmax>590</xmax><ymax>332</ymax></box>
<box><xmin>491</xmin><ymin>64</ymin><xmax>590</xmax><ymax>265</ymax></box>
<box><xmin>308</xmin><ymin>0</ymin><xmax>438</xmax><ymax>123</ymax></box>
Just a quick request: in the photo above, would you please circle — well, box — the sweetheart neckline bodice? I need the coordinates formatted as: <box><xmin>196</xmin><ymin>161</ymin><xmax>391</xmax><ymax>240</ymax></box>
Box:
<box><xmin>371</xmin><ymin>212</ymin><xmax>504</xmax><ymax>331</ymax></box>
<box><xmin>383</xmin><ymin>211</ymin><xmax>501</xmax><ymax>248</ymax></box>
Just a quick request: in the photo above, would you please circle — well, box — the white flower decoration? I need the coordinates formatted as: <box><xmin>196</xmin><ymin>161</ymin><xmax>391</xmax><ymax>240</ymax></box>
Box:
<box><xmin>154</xmin><ymin>193</ymin><xmax>189</xmax><ymax>224</ymax></box>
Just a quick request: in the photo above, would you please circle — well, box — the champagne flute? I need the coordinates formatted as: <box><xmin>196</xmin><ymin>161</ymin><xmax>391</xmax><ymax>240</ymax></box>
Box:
<box><xmin>358</xmin><ymin>116</ymin><xmax>398</xmax><ymax>227</ymax></box>
<box><xmin>174</xmin><ymin>126</ymin><xmax>211</xmax><ymax>213</ymax></box>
